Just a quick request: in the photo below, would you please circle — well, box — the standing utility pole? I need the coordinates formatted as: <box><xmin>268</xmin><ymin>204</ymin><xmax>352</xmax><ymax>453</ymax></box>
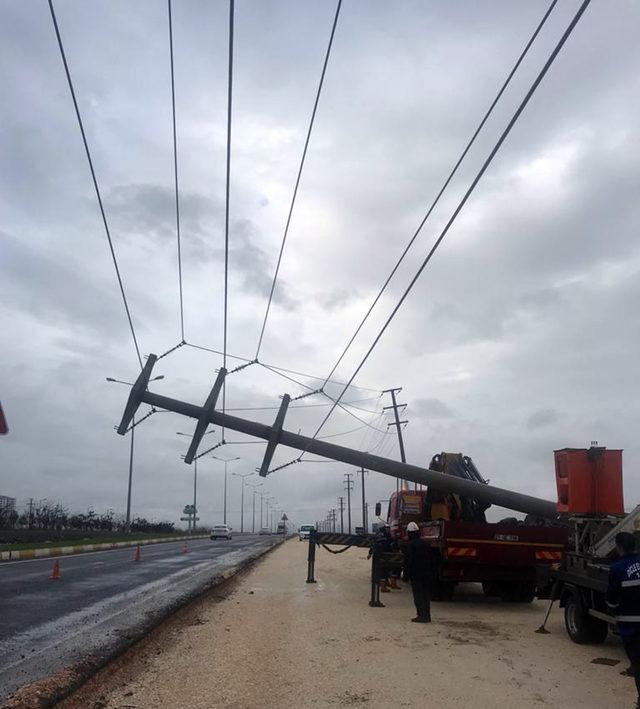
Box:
<box><xmin>360</xmin><ymin>467</ymin><xmax>368</xmax><ymax>533</ymax></box>
<box><xmin>338</xmin><ymin>497</ymin><xmax>345</xmax><ymax>533</ymax></box>
<box><xmin>382</xmin><ymin>387</ymin><xmax>408</xmax><ymax>492</ymax></box>
<box><xmin>344</xmin><ymin>473</ymin><xmax>354</xmax><ymax>533</ymax></box>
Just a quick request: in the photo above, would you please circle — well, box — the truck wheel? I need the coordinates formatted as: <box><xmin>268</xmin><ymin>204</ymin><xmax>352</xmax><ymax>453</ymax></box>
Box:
<box><xmin>432</xmin><ymin>579</ymin><xmax>455</xmax><ymax>601</ymax></box>
<box><xmin>482</xmin><ymin>582</ymin><xmax>500</xmax><ymax>597</ymax></box>
<box><xmin>499</xmin><ymin>582</ymin><xmax>535</xmax><ymax>603</ymax></box>
<box><xmin>564</xmin><ymin>594</ymin><xmax>608</xmax><ymax>644</ymax></box>
<box><xmin>516</xmin><ymin>582</ymin><xmax>536</xmax><ymax>603</ymax></box>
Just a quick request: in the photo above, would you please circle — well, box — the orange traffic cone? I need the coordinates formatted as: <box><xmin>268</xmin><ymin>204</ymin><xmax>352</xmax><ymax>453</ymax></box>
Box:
<box><xmin>50</xmin><ymin>559</ymin><xmax>61</xmax><ymax>580</ymax></box>
<box><xmin>182</xmin><ymin>542</ymin><xmax>189</xmax><ymax>554</ymax></box>
<box><xmin>134</xmin><ymin>544</ymin><xmax>141</xmax><ymax>562</ymax></box>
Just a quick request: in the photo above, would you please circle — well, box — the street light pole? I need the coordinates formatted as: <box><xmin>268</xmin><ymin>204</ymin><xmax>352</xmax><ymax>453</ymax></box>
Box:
<box><xmin>247</xmin><ymin>482</ymin><xmax>263</xmax><ymax>534</ymax></box>
<box><xmin>210</xmin><ymin>455</ymin><xmax>240</xmax><ymax>526</ymax></box>
<box><xmin>125</xmin><ymin>416</ymin><xmax>134</xmax><ymax>531</ymax></box>
<box><xmin>192</xmin><ymin>458</ymin><xmax>198</xmax><ymax>534</ymax></box>
<box><xmin>108</xmin><ymin>374</ymin><xmax>164</xmax><ymax>533</ymax></box>
<box><xmin>232</xmin><ymin>472</ymin><xmax>254</xmax><ymax>533</ymax></box>
<box><xmin>224</xmin><ymin>461</ymin><xmax>228</xmax><ymax>524</ymax></box>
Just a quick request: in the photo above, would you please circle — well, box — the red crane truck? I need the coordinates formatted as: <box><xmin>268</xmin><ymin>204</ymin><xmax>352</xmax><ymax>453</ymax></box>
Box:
<box><xmin>380</xmin><ymin>453</ymin><xmax>568</xmax><ymax>601</ymax></box>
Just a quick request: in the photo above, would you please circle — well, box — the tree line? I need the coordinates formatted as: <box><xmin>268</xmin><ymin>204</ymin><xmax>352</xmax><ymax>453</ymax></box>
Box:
<box><xmin>0</xmin><ymin>499</ymin><xmax>175</xmax><ymax>534</ymax></box>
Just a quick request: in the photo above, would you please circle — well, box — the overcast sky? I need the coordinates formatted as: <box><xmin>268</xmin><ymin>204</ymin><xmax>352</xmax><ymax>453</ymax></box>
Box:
<box><xmin>1</xmin><ymin>0</ymin><xmax>639</xmax><ymax>530</ymax></box>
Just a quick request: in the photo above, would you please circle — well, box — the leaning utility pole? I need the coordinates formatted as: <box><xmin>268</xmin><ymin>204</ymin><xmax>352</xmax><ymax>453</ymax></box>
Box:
<box><xmin>382</xmin><ymin>387</ymin><xmax>408</xmax><ymax>492</ymax></box>
<box><xmin>113</xmin><ymin>355</ymin><xmax>558</xmax><ymax>519</ymax></box>
<box><xmin>338</xmin><ymin>496</ymin><xmax>345</xmax><ymax>533</ymax></box>
<box><xmin>344</xmin><ymin>473</ymin><xmax>354</xmax><ymax>534</ymax></box>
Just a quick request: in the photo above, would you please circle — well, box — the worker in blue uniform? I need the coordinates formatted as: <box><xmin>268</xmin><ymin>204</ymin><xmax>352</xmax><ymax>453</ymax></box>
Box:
<box><xmin>607</xmin><ymin>532</ymin><xmax>640</xmax><ymax>707</ymax></box>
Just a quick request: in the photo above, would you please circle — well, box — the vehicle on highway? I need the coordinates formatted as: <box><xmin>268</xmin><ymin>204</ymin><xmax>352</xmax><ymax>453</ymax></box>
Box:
<box><xmin>259</xmin><ymin>527</ymin><xmax>271</xmax><ymax>535</ymax></box>
<box><xmin>210</xmin><ymin>524</ymin><xmax>232</xmax><ymax>540</ymax></box>
<box><xmin>298</xmin><ymin>524</ymin><xmax>314</xmax><ymax>541</ymax></box>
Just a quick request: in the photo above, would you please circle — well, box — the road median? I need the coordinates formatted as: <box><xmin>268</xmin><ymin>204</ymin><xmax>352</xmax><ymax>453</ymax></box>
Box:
<box><xmin>0</xmin><ymin>534</ymin><xmax>210</xmax><ymax>562</ymax></box>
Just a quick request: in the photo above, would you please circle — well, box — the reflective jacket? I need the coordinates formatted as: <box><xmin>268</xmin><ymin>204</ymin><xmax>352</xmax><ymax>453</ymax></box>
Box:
<box><xmin>606</xmin><ymin>553</ymin><xmax>640</xmax><ymax>636</ymax></box>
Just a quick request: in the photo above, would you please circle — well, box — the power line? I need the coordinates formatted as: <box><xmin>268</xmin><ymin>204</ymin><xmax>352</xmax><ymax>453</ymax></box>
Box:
<box><xmin>222</xmin><ymin>0</ymin><xmax>235</xmax><ymax>433</ymax></box>
<box><xmin>183</xmin><ymin>342</ymin><xmax>381</xmax><ymax>393</ymax></box>
<box><xmin>167</xmin><ymin>0</ymin><xmax>185</xmax><ymax>342</ymax></box>
<box><xmin>261</xmin><ymin>363</ymin><xmax>387</xmax><ymax>434</ymax></box>
<box><xmin>48</xmin><ymin>0</ymin><xmax>142</xmax><ymax>369</ymax></box>
<box><xmin>254</xmin><ymin>0</ymin><xmax>343</xmax><ymax>359</ymax></box>
<box><xmin>310</xmin><ymin>0</ymin><xmax>591</xmax><ymax>444</ymax></box>
<box><xmin>224</xmin><ymin>396</ymin><xmax>379</xmax><ymax>412</ymax></box>
<box><xmin>319</xmin><ymin>0</ymin><xmax>558</xmax><ymax>391</ymax></box>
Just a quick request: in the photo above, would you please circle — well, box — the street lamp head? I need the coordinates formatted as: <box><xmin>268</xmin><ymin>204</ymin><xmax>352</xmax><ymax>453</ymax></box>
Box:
<box><xmin>106</xmin><ymin>377</ymin><xmax>116</xmax><ymax>382</ymax></box>
<box><xmin>150</xmin><ymin>375</ymin><xmax>164</xmax><ymax>382</ymax></box>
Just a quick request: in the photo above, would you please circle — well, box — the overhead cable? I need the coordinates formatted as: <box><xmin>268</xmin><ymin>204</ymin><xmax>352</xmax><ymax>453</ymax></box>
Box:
<box><xmin>167</xmin><ymin>0</ymin><xmax>185</xmax><ymax>342</ymax></box>
<box><xmin>319</xmin><ymin>0</ymin><xmax>558</xmax><ymax>391</ymax></box>
<box><xmin>311</xmin><ymin>0</ymin><xmax>592</xmax><ymax>443</ymax></box>
<box><xmin>254</xmin><ymin>0</ymin><xmax>343</xmax><ymax>359</ymax></box>
<box><xmin>221</xmin><ymin>0</ymin><xmax>235</xmax><ymax>436</ymax></box>
<box><xmin>48</xmin><ymin>0</ymin><xmax>143</xmax><ymax>369</ymax></box>
<box><xmin>183</xmin><ymin>342</ymin><xmax>381</xmax><ymax>392</ymax></box>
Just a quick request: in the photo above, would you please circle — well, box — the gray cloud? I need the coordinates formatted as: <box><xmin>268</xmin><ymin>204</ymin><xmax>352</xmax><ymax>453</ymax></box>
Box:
<box><xmin>411</xmin><ymin>398</ymin><xmax>456</xmax><ymax>420</ymax></box>
<box><xmin>526</xmin><ymin>408</ymin><xmax>560</xmax><ymax>431</ymax></box>
<box><xmin>2</xmin><ymin>0</ymin><xmax>639</xmax><ymax>528</ymax></box>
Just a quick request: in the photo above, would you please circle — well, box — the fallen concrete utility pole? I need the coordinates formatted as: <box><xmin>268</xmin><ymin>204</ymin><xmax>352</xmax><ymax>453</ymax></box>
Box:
<box><xmin>116</xmin><ymin>354</ymin><xmax>557</xmax><ymax>519</ymax></box>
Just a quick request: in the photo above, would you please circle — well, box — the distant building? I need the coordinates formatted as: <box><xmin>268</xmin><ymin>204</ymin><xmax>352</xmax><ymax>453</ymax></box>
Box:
<box><xmin>0</xmin><ymin>496</ymin><xmax>16</xmax><ymax>513</ymax></box>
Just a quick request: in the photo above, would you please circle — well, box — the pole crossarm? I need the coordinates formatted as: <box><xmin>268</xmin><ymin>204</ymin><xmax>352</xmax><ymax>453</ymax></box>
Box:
<box><xmin>115</xmin><ymin>354</ymin><xmax>557</xmax><ymax>518</ymax></box>
<box><xmin>259</xmin><ymin>394</ymin><xmax>290</xmax><ymax>477</ymax></box>
<box><xmin>184</xmin><ymin>367</ymin><xmax>227</xmax><ymax>464</ymax></box>
<box><xmin>117</xmin><ymin>354</ymin><xmax>158</xmax><ymax>434</ymax></box>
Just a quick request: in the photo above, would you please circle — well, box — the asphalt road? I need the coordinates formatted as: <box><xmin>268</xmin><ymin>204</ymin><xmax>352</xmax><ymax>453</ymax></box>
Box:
<box><xmin>0</xmin><ymin>534</ymin><xmax>280</xmax><ymax>703</ymax></box>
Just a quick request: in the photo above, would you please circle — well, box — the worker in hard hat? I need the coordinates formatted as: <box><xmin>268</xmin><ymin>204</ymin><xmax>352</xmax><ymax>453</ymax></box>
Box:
<box><xmin>607</xmin><ymin>532</ymin><xmax>640</xmax><ymax>707</ymax></box>
<box><xmin>403</xmin><ymin>521</ymin><xmax>432</xmax><ymax>623</ymax></box>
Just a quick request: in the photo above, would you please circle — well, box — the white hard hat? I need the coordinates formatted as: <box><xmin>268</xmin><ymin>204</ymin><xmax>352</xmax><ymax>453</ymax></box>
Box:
<box><xmin>406</xmin><ymin>522</ymin><xmax>419</xmax><ymax>532</ymax></box>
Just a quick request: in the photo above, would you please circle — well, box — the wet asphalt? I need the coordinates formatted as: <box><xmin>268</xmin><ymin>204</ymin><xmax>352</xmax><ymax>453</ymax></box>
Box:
<box><xmin>0</xmin><ymin>534</ymin><xmax>279</xmax><ymax>702</ymax></box>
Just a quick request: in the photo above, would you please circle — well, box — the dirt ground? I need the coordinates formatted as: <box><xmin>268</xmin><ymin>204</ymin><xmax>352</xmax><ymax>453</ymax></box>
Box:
<box><xmin>60</xmin><ymin>539</ymin><xmax>635</xmax><ymax>709</ymax></box>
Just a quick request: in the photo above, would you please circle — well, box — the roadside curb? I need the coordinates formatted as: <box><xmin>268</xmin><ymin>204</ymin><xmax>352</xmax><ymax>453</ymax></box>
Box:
<box><xmin>0</xmin><ymin>534</ymin><xmax>210</xmax><ymax>562</ymax></box>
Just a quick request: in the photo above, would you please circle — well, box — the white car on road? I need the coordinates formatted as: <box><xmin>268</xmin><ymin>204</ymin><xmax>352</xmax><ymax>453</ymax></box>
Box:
<box><xmin>211</xmin><ymin>524</ymin><xmax>233</xmax><ymax>540</ymax></box>
<box><xmin>298</xmin><ymin>524</ymin><xmax>314</xmax><ymax>541</ymax></box>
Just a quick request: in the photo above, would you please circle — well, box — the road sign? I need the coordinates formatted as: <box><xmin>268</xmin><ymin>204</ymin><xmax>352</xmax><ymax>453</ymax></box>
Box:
<box><xmin>183</xmin><ymin>504</ymin><xmax>196</xmax><ymax>514</ymax></box>
<box><xmin>281</xmin><ymin>513</ymin><xmax>288</xmax><ymax>521</ymax></box>
<box><xmin>180</xmin><ymin>516</ymin><xmax>200</xmax><ymax>522</ymax></box>
<box><xmin>0</xmin><ymin>402</ymin><xmax>7</xmax><ymax>435</ymax></box>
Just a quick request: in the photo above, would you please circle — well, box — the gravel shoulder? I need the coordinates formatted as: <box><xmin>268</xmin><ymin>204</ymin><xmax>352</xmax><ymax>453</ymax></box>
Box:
<box><xmin>59</xmin><ymin>539</ymin><xmax>634</xmax><ymax>708</ymax></box>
